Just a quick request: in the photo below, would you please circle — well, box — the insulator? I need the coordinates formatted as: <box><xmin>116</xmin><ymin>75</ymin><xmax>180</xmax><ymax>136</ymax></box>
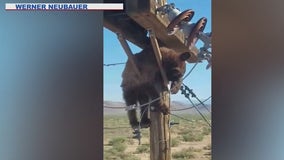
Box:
<box><xmin>186</xmin><ymin>17</ymin><xmax>207</xmax><ymax>48</ymax></box>
<box><xmin>156</xmin><ymin>3</ymin><xmax>211</xmax><ymax>69</ymax></box>
<box><xmin>167</xmin><ymin>9</ymin><xmax>195</xmax><ymax>35</ymax></box>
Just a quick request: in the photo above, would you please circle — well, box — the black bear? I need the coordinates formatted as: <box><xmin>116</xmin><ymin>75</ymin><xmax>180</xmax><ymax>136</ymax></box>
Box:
<box><xmin>121</xmin><ymin>46</ymin><xmax>190</xmax><ymax>129</ymax></box>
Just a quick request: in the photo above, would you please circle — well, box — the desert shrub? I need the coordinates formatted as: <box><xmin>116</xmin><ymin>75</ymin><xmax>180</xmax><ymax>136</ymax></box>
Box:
<box><xmin>127</xmin><ymin>138</ymin><xmax>135</xmax><ymax>145</ymax></box>
<box><xmin>109</xmin><ymin>137</ymin><xmax>126</xmax><ymax>145</ymax></box>
<box><xmin>182</xmin><ymin>133</ymin><xmax>203</xmax><ymax>142</ymax></box>
<box><xmin>178</xmin><ymin>128</ymin><xmax>194</xmax><ymax>135</ymax></box>
<box><xmin>104</xmin><ymin>148</ymin><xmax>120</xmax><ymax>160</ymax></box>
<box><xmin>108</xmin><ymin>137</ymin><xmax>127</xmax><ymax>152</ymax></box>
<box><xmin>202</xmin><ymin>127</ymin><xmax>211</xmax><ymax>135</ymax></box>
<box><xmin>104</xmin><ymin>148</ymin><xmax>140</xmax><ymax>160</ymax></box>
<box><xmin>135</xmin><ymin>144</ymin><xmax>150</xmax><ymax>153</ymax></box>
<box><xmin>171</xmin><ymin>137</ymin><xmax>181</xmax><ymax>147</ymax></box>
<box><xmin>119</xmin><ymin>153</ymin><xmax>140</xmax><ymax>160</ymax></box>
<box><xmin>193</xmin><ymin>148</ymin><xmax>202</xmax><ymax>152</ymax></box>
<box><xmin>104</xmin><ymin>137</ymin><xmax>140</xmax><ymax>160</ymax></box>
<box><xmin>113</xmin><ymin>143</ymin><xmax>127</xmax><ymax>152</ymax></box>
<box><xmin>203</xmin><ymin>144</ymin><xmax>211</xmax><ymax>150</ymax></box>
<box><xmin>172</xmin><ymin>148</ymin><xmax>195</xmax><ymax>159</ymax></box>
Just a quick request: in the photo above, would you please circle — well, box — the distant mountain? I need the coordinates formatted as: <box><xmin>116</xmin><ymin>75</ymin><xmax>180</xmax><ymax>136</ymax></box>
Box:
<box><xmin>171</xmin><ymin>100</ymin><xmax>211</xmax><ymax>114</ymax></box>
<box><xmin>104</xmin><ymin>100</ymin><xmax>211</xmax><ymax>115</ymax></box>
<box><xmin>104</xmin><ymin>101</ymin><xmax>126</xmax><ymax>115</ymax></box>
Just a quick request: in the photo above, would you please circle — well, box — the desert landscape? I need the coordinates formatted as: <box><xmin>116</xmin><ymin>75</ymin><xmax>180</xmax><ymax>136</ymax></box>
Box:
<box><xmin>104</xmin><ymin>101</ymin><xmax>211</xmax><ymax>160</ymax></box>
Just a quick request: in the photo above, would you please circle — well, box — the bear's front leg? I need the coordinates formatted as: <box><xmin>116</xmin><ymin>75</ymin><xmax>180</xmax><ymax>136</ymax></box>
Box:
<box><xmin>152</xmin><ymin>83</ymin><xmax>171</xmax><ymax>115</ymax></box>
<box><xmin>149</xmin><ymin>100</ymin><xmax>170</xmax><ymax>115</ymax></box>
<box><xmin>127</xmin><ymin>110</ymin><xmax>139</xmax><ymax>129</ymax></box>
<box><xmin>147</xmin><ymin>87</ymin><xmax>170</xmax><ymax>115</ymax></box>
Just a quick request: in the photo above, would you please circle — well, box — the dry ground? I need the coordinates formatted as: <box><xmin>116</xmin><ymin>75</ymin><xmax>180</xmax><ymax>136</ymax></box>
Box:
<box><xmin>104</xmin><ymin>114</ymin><xmax>211</xmax><ymax>160</ymax></box>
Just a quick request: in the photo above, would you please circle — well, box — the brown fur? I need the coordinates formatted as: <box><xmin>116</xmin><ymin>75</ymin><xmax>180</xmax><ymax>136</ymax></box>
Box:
<box><xmin>121</xmin><ymin>46</ymin><xmax>190</xmax><ymax>129</ymax></box>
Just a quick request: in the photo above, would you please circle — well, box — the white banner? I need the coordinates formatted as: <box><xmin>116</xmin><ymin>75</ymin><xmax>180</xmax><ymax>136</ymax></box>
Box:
<box><xmin>5</xmin><ymin>3</ymin><xmax>124</xmax><ymax>11</ymax></box>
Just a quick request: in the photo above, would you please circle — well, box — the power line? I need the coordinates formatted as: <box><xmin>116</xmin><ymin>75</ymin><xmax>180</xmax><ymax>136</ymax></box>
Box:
<box><xmin>182</xmin><ymin>84</ymin><xmax>211</xmax><ymax>113</ymax></box>
<box><xmin>170</xmin><ymin>113</ymin><xmax>194</xmax><ymax>122</ymax></box>
<box><xmin>182</xmin><ymin>62</ymin><xmax>198</xmax><ymax>80</ymax></box>
<box><xmin>186</xmin><ymin>95</ymin><xmax>211</xmax><ymax>127</ymax></box>
<box><xmin>104</xmin><ymin>126</ymin><xmax>131</xmax><ymax>129</ymax></box>
<box><xmin>180</xmin><ymin>84</ymin><xmax>211</xmax><ymax>127</ymax></box>
<box><xmin>104</xmin><ymin>105</ymin><xmax>126</xmax><ymax>109</ymax></box>
<box><xmin>103</xmin><ymin>58</ymin><xmax>211</xmax><ymax>127</ymax></box>
<box><xmin>171</xmin><ymin>96</ymin><xmax>211</xmax><ymax>111</ymax></box>
<box><xmin>104</xmin><ymin>62</ymin><xmax>126</xmax><ymax>66</ymax></box>
<box><xmin>104</xmin><ymin>95</ymin><xmax>211</xmax><ymax>111</ymax></box>
<box><xmin>191</xmin><ymin>92</ymin><xmax>211</xmax><ymax>113</ymax></box>
<box><xmin>104</xmin><ymin>96</ymin><xmax>162</xmax><ymax>111</ymax></box>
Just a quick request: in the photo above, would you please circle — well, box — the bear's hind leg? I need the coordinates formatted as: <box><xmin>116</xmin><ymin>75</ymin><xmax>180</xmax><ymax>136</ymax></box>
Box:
<box><xmin>123</xmin><ymin>89</ymin><xmax>139</xmax><ymax>129</ymax></box>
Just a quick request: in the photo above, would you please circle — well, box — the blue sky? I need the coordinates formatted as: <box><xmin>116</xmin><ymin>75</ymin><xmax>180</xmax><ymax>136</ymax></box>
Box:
<box><xmin>104</xmin><ymin>0</ymin><xmax>211</xmax><ymax>103</ymax></box>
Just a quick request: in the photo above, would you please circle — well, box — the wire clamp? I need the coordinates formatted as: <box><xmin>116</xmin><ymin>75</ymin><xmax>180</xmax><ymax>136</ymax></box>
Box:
<box><xmin>125</xmin><ymin>104</ymin><xmax>138</xmax><ymax>111</ymax></box>
<box><xmin>132</xmin><ymin>128</ymin><xmax>142</xmax><ymax>145</ymax></box>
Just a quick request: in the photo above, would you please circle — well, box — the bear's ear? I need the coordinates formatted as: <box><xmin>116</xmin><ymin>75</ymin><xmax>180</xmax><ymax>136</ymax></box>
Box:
<box><xmin>179</xmin><ymin>52</ymin><xmax>191</xmax><ymax>61</ymax></box>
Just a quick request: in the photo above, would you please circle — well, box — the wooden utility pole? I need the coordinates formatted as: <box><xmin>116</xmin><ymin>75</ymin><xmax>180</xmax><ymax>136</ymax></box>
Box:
<box><xmin>150</xmin><ymin>92</ymin><xmax>171</xmax><ymax>160</ymax></box>
<box><xmin>149</xmin><ymin>30</ymin><xmax>171</xmax><ymax>160</ymax></box>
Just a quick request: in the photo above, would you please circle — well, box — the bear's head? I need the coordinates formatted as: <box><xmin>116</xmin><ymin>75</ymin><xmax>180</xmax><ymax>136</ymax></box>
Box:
<box><xmin>161</xmin><ymin>48</ymin><xmax>191</xmax><ymax>94</ymax></box>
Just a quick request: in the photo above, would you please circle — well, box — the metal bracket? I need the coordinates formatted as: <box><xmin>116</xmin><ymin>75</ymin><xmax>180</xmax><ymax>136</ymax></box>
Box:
<box><xmin>133</xmin><ymin>128</ymin><xmax>142</xmax><ymax>145</ymax></box>
<box><xmin>169</xmin><ymin>120</ymin><xmax>179</xmax><ymax>128</ymax></box>
<box><xmin>197</xmin><ymin>32</ymin><xmax>212</xmax><ymax>69</ymax></box>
